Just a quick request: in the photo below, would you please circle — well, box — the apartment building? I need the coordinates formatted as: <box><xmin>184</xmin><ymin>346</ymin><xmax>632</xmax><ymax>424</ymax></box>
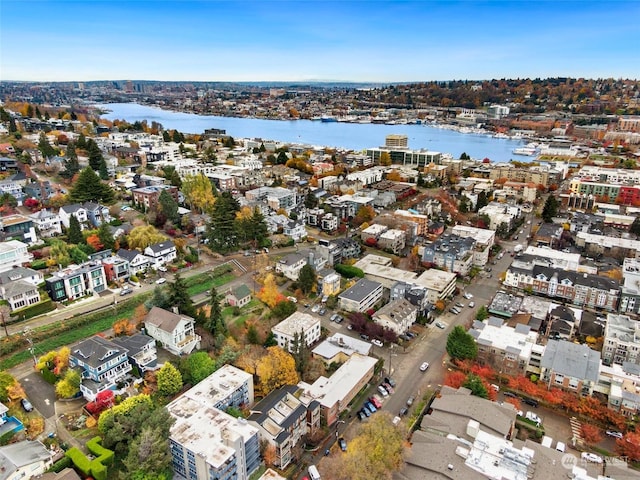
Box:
<box><xmin>620</xmin><ymin>258</ymin><xmax>640</xmax><ymax>315</ymax></box>
<box><xmin>131</xmin><ymin>185</ymin><xmax>179</xmax><ymax>211</ymax></box>
<box><xmin>378</xmin><ymin>229</ymin><xmax>406</xmax><ymax>254</ymax></box>
<box><xmin>422</xmin><ymin>233</ymin><xmax>475</xmax><ymax>276</ymax></box>
<box><xmin>602</xmin><ymin>314</ymin><xmax>640</xmax><ymax>366</ymax></box>
<box><xmin>45</xmin><ymin>261</ymin><xmax>107</xmax><ymax>302</ymax></box>
<box><xmin>338</xmin><ymin>278</ymin><xmax>384</xmax><ymax>313</ymax></box>
<box><xmin>272</xmin><ymin>312</ymin><xmax>321</xmax><ymax>352</ymax></box>
<box><xmin>451</xmin><ymin>225</ymin><xmax>495</xmax><ymax>267</ymax></box>
<box><xmin>372</xmin><ymin>298</ymin><xmax>417</xmax><ymax>335</ymax></box>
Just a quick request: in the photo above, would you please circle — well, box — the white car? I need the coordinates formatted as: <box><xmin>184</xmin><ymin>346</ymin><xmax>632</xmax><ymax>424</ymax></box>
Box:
<box><xmin>468</xmin><ymin>301</ymin><xmax>475</xmax><ymax>308</ymax></box>
<box><xmin>157</xmin><ymin>266</ymin><xmax>167</xmax><ymax>272</ymax></box>
<box><xmin>311</xmin><ymin>305</ymin><xmax>320</xmax><ymax>313</ymax></box>
<box><xmin>581</xmin><ymin>452</ymin><xmax>603</xmax><ymax>464</ymax></box>
<box><xmin>155</xmin><ymin>278</ymin><xmax>167</xmax><ymax>284</ymax></box>
<box><xmin>371</xmin><ymin>339</ymin><xmax>384</xmax><ymax>347</ymax></box>
<box><xmin>420</xmin><ymin>362</ymin><xmax>430</xmax><ymax>372</ymax></box>
<box><xmin>463</xmin><ymin>292</ymin><xmax>473</xmax><ymax>299</ymax></box>
<box><xmin>606</xmin><ymin>430</ymin><xmax>623</xmax><ymax>439</ymax></box>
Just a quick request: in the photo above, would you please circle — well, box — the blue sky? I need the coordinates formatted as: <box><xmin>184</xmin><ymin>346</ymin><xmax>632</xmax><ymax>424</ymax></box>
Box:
<box><xmin>1</xmin><ymin>1</ymin><xmax>639</xmax><ymax>82</ymax></box>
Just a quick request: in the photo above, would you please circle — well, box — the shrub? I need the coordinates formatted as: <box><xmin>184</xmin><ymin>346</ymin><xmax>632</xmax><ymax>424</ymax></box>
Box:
<box><xmin>12</xmin><ymin>299</ymin><xmax>55</xmax><ymax>321</ymax></box>
<box><xmin>47</xmin><ymin>456</ymin><xmax>73</xmax><ymax>473</ymax></box>
<box><xmin>334</xmin><ymin>264</ymin><xmax>364</xmax><ymax>278</ymax></box>
<box><xmin>65</xmin><ymin>448</ymin><xmax>92</xmax><ymax>477</ymax></box>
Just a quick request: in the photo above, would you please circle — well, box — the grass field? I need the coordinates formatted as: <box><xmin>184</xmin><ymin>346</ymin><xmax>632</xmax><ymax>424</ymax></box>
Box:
<box><xmin>186</xmin><ymin>272</ymin><xmax>236</xmax><ymax>297</ymax></box>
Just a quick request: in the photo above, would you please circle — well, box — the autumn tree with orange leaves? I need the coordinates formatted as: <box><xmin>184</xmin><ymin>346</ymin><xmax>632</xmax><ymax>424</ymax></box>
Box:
<box><xmin>580</xmin><ymin>424</ymin><xmax>603</xmax><ymax>446</ymax></box>
<box><xmin>617</xmin><ymin>432</ymin><xmax>640</xmax><ymax>461</ymax></box>
<box><xmin>258</xmin><ymin>273</ymin><xmax>285</xmax><ymax>308</ymax></box>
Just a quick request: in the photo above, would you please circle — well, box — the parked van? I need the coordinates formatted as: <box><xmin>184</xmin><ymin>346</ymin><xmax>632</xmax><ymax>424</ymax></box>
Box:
<box><xmin>541</xmin><ymin>436</ymin><xmax>553</xmax><ymax>448</ymax></box>
<box><xmin>555</xmin><ymin>441</ymin><xmax>566</xmax><ymax>452</ymax></box>
<box><xmin>308</xmin><ymin>465</ymin><xmax>321</xmax><ymax>480</ymax></box>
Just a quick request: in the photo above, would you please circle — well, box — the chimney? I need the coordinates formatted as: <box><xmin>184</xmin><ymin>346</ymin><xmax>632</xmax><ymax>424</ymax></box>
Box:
<box><xmin>172</xmin><ymin>306</ymin><xmax>179</xmax><ymax>315</ymax></box>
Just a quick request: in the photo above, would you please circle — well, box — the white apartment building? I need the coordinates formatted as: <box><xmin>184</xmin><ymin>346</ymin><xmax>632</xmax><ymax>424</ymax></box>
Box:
<box><xmin>451</xmin><ymin>224</ymin><xmax>495</xmax><ymax>266</ymax></box>
<box><xmin>272</xmin><ymin>312</ymin><xmax>321</xmax><ymax>352</ymax></box>
<box><xmin>378</xmin><ymin>229</ymin><xmax>406</xmax><ymax>254</ymax></box>
<box><xmin>603</xmin><ymin>314</ymin><xmax>640</xmax><ymax>366</ymax></box>
<box><xmin>0</xmin><ymin>240</ymin><xmax>33</xmax><ymax>273</ymax></box>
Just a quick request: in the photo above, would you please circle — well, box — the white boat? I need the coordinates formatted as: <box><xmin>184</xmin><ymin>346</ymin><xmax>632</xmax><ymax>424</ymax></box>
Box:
<box><xmin>513</xmin><ymin>146</ymin><xmax>538</xmax><ymax>156</ymax></box>
<box><xmin>493</xmin><ymin>132</ymin><xmax>509</xmax><ymax>139</ymax></box>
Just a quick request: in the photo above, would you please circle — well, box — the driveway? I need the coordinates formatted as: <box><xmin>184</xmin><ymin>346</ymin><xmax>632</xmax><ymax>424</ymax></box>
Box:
<box><xmin>20</xmin><ymin>371</ymin><xmax>56</xmax><ymax>419</ymax></box>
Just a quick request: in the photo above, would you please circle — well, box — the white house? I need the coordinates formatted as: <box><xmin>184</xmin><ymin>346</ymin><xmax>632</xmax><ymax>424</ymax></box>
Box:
<box><xmin>0</xmin><ymin>440</ymin><xmax>54</xmax><ymax>479</ymax></box>
<box><xmin>58</xmin><ymin>204</ymin><xmax>88</xmax><ymax>229</ymax></box>
<box><xmin>144</xmin><ymin>241</ymin><xmax>177</xmax><ymax>267</ymax></box>
<box><xmin>0</xmin><ymin>240</ymin><xmax>33</xmax><ymax>274</ymax></box>
<box><xmin>275</xmin><ymin>253</ymin><xmax>307</xmax><ymax>281</ymax></box>
<box><xmin>144</xmin><ymin>306</ymin><xmax>201</xmax><ymax>355</ymax></box>
<box><xmin>117</xmin><ymin>249</ymin><xmax>154</xmax><ymax>275</ymax></box>
<box><xmin>272</xmin><ymin>312</ymin><xmax>321</xmax><ymax>352</ymax></box>
<box><xmin>283</xmin><ymin>220</ymin><xmax>307</xmax><ymax>242</ymax></box>
<box><xmin>30</xmin><ymin>208</ymin><xmax>62</xmax><ymax>238</ymax></box>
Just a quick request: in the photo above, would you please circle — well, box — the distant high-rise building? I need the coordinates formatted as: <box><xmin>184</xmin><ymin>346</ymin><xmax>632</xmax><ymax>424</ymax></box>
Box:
<box><xmin>385</xmin><ymin>134</ymin><xmax>408</xmax><ymax>148</ymax></box>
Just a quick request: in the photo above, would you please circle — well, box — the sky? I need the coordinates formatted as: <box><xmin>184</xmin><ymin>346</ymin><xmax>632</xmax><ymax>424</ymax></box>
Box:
<box><xmin>1</xmin><ymin>0</ymin><xmax>639</xmax><ymax>83</ymax></box>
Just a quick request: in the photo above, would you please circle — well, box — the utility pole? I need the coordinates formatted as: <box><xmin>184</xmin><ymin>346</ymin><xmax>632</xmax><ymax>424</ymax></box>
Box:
<box><xmin>23</xmin><ymin>328</ymin><xmax>37</xmax><ymax>367</ymax></box>
<box><xmin>0</xmin><ymin>308</ymin><xmax>8</xmax><ymax>337</ymax></box>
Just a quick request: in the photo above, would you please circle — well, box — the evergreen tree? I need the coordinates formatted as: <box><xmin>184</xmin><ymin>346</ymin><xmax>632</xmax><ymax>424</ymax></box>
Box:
<box><xmin>76</xmin><ymin>132</ymin><xmax>87</xmax><ymax>149</ymax></box>
<box><xmin>67</xmin><ymin>215</ymin><xmax>83</xmax><ymax>244</ymax></box>
<box><xmin>97</xmin><ymin>221</ymin><xmax>115</xmax><ymax>251</ymax></box>
<box><xmin>631</xmin><ymin>216</ymin><xmax>640</xmax><ymax>236</ymax></box>
<box><xmin>69</xmin><ymin>167</ymin><xmax>115</xmax><ymax>204</ymax></box>
<box><xmin>290</xmin><ymin>331</ymin><xmax>310</xmax><ymax>376</ymax></box>
<box><xmin>98</xmin><ymin>158</ymin><xmax>109</xmax><ymax>180</ymax></box>
<box><xmin>304</xmin><ymin>191</ymin><xmax>318</xmax><ymax>209</ymax></box>
<box><xmin>446</xmin><ymin>325</ymin><xmax>478</xmax><ymax>361</ymax></box>
<box><xmin>8</xmin><ymin>117</ymin><xmax>17</xmax><ymax>133</ymax></box>
<box><xmin>204</xmin><ymin>286</ymin><xmax>225</xmax><ymax>336</ymax></box>
<box><xmin>61</xmin><ymin>142</ymin><xmax>80</xmax><ymax>179</ymax></box>
<box><xmin>246</xmin><ymin>207</ymin><xmax>269</xmax><ymax>246</ymax></box>
<box><xmin>276</xmin><ymin>150</ymin><xmax>288</xmax><ymax>165</ymax></box>
<box><xmin>298</xmin><ymin>264</ymin><xmax>317</xmax><ymax>294</ymax></box>
<box><xmin>37</xmin><ymin>132</ymin><xmax>57</xmax><ymax>158</ymax></box>
<box><xmin>87</xmin><ymin>139</ymin><xmax>104</xmax><ymax>171</ymax></box>
<box><xmin>167</xmin><ymin>274</ymin><xmax>195</xmax><ymax>317</ymax></box>
<box><xmin>206</xmin><ymin>191</ymin><xmax>240</xmax><ymax>253</ymax></box>
<box><xmin>158</xmin><ymin>189</ymin><xmax>180</xmax><ymax>225</ymax></box>
<box><xmin>162</xmin><ymin>131</ymin><xmax>171</xmax><ymax>142</ymax></box>
<box><xmin>541</xmin><ymin>195</ymin><xmax>559</xmax><ymax>223</ymax></box>
<box><xmin>475</xmin><ymin>191</ymin><xmax>488</xmax><ymax>212</ymax></box>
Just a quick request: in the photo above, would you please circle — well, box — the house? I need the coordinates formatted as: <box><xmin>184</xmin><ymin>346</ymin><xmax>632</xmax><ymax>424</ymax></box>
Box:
<box><xmin>24</xmin><ymin>180</ymin><xmax>53</xmax><ymax>202</ymax></box>
<box><xmin>111</xmin><ymin>333</ymin><xmax>158</xmax><ymax>373</ymax></box>
<box><xmin>83</xmin><ymin>202</ymin><xmax>111</xmax><ymax>227</ymax></box>
<box><xmin>226</xmin><ymin>284</ymin><xmax>252</xmax><ymax>308</ymax></box>
<box><xmin>0</xmin><ymin>240</ymin><xmax>33</xmax><ymax>274</ymax></box>
<box><xmin>34</xmin><ymin>467</ymin><xmax>82</xmax><ymax>479</ymax></box>
<box><xmin>0</xmin><ymin>278</ymin><xmax>41</xmax><ymax>312</ymax></box>
<box><xmin>30</xmin><ymin>209</ymin><xmax>62</xmax><ymax>238</ymax></box>
<box><xmin>372</xmin><ymin>298</ymin><xmax>417</xmax><ymax>335</ymax></box>
<box><xmin>0</xmin><ymin>402</ymin><xmax>24</xmax><ymax>439</ymax></box>
<box><xmin>283</xmin><ymin>220</ymin><xmax>307</xmax><ymax>242</ymax></box>
<box><xmin>540</xmin><ymin>339</ymin><xmax>600</xmax><ymax>396</ymax></box>
<box><xmin>117</xmin><ymin>248</ymin><xmax>154</xmax><ymax>275</ymax></box>
<box><xmin>58</xmin><ymin>204</ymin><xmax>88</xmax><ymax>229</ymax></box>
<box><xmin>45</xmin><ymin>261</ymin><xmax>107</xmax><ymax>302</ymax></box>
<box><xmin>0</xmin><ymin>214</ymin><xmax>38</xmax><ymax>244</ymax></box>
<box><xmin>272</xmin><ymin>312</ymin><xmax>321</xmax><ymax>352</ymax></box>
<box><xmin>248</xmin><ymin>386</ymin><xmax>320</xmax><ymax>469</ymax></box>
<box><xmin>69</xmin><ymin>336</ymin><xmax>133</xmax><ymax>401</ymax></box>
<box><xmin>297</xmin><ymin>353</ymin><xmax>377</xmax><ymax>425</ymax></box>
<box><xmin>377</xmin><ymin>229</ymin><xmax>406</xmax><ymax>254</ymax></box>
<box><xmin>318</xmin><ymin>270</ymin><xmax>341</xmax><ymax>297</ymax></box>
<box><xmin>144</xmin><ymin>306</ymin><xmax>201</xmax><ymax>355</ymax></box>
<box><xmin>0</xmin><ymin>267</ymin><xmax>43</xmax><ymax>288</ymax></box>
<box><xmin>101</xmin><ymin>255</ymin><xmax>130</xmax><ymax>284</ymax></box>
<box><xmin>131</xmin><ymin>185</ymin><xmax>179</xmax><ymax>211</ymax></box>
<box><xmin>338</xmin><ymin>278</ymin><xmax>384</xmax><ymax>313</ymax></box>
<box><xmin>275</xmin><ymin>253</ymin><xmax>307</xmax><ymax>281</ymax></box>
<box><xmin>0</xmin><ymin>440</ymin><xmax>54</xmax><ymax>480</ymax></box>
<box><xmin>144</xmin><ymin>241</ymin><xmax>177</xmax><ymax>267</ymax></box>
<box><xmin>311</xmin><ymin>333</ymin><xmax>372</xmax><ymax>365</ymax></box>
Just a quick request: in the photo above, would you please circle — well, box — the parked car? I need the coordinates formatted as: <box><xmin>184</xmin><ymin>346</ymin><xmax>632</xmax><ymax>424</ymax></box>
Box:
<box><xmin>288</xmin><ymin>296</ymin><xmax>298</xmax><ymax>303</ymax></box>
<box><xmin>365</xmin><ymin>401</ymin><xmax>377</xmax><ymax>413</ymax></box>
<box><xmin>21</xmin><ymin>398</ymin><xmax>34</xmax><ymax>412</ymax></box>
<box><xmin>399</xmin><ymin>407</ymin><xmax>408</xmax><ymax>416</ymax></box>
<box><xmin>406</xmin><ymin>396</ymin><xmax>415</xmax><ymax>407</ymax></box>
<box><xmin>120</xmin><ymin>287</ymin><xmax>133</xmax><ymax>296</ymax></box>
<box><xmin>371</xmin><ymin>339</ymin><xmax>383</xmax><ymax>347</ymax></box>
<box><xmin>503</xmin><ymin>392</ymin><xmax>518</xmax><ymax>399</ymax></box>
<box><xmin>157</xmin><ymin>265</ymin><xmax>167</xmax><ymax>272</ymax></box>
<box><xmin>455</xmin><ymin>302</ymin><xmax>464</xmax><ymax>308</ymax></box>
<box><xmin>369</xmin><ymin>396</ymin><xmax>382</xmax><ymax>409</ymax></box>
<box><xmin>490</xmin><ymin>384</ymin><xmax>500</xmax><ymax>392</ymax></box>
<box><xmin>360</xmin><ymin>407</ymin><xmax>371</xmax><ymax>418</ymax></box>
<box><xmin>384</xmin><ymin>377</ymin><xmax>396</xmax><ymax>388</ymax></box>
<box><xmin>346</xmin><ymin>324</ymin><xmax>353</xmax><ymax>330</ymax></box>
<box><xmin>435</xmin><ymin>321</ymin><xmax>446</xmax><ymax>329</ymax></box>
<box><xmin>338</xmin><ymin>437</ymin><xmax>347</xmax><ymax>452</ymax></box>
<box><xmin>360</xmin><ymin>334</ymin><xmax>370</xmax><ymax>341</ymax></box>
<box><xmin>330</xmin><ymin>314</ymin><xmax>338</xmax><ymax>322</ymax></box>
<box><xmin>155</xmin><ymin>278</ymin><xmax>167</xmax><ymax>284</ymax></box>
<box><xmin>335</xmin><ymin>316</ymin><xmax>343</xmax><ymax>324</ymax></box>
<box><xmin>522</xmin><ymin>397</ymin><xmax>539</xmax><ymax>407</ymax></box>
<box><xmin>319</xmin><ymin>308</ymin><xmax>326</xmax><ymax>316</ymax></box>
<box><xmin>581</xmin><ymin>452</ymin><xmax>603</xmax><ymax>464</ymax></box>
<box><xmin>420</xmin><ymin>362</ymin><xmax>430</xmax><ymax>372</ymax></box>
<box><xmin>525</xmin><ymin>411</ymin><xmax>542</xmax><ymax>425</ymax></box>
<box><xmin>311</xmin><ymin>304</ymin><xmax>320</xmax><ymax>313</ymax></box>
<box><xmin>382</xmin><ymin>382</ymin><xmax>394</xmax><ymax>394</ymax></box>
<box><xmin>468</xmin><ymin>301</ymin><xmax>475</xmax><ymax>308</ymax></box>
<box><xmin>357</xmin><ymin>411</ymin><xmax>366</xmax><ymax>421</ymax></box>
<box><xmin>392</xmin><ymin>416</ymin><xmax>402</xmax><ymax>426</ymax></box>
<box><xmin>606</xmin><ymin>430</ymin><xmax>623</xmax><ymax>439</ymax></box>
<box><xmin>405</xmin><ymin>332</ymin><xmax>416</xmax><ymax>339</ymax></box>
<box><xmin>463</xmin><ymin>292</ymin><xmax>473</xmax><ymax>299</ymax></box>
<box><xmin>377</xmin><ymin>385</ymin><xmax>389</xmax><ymax>397</ymax></box>
<box><xmin>555</xmin><ymin>441</ymin><xmax>566</xmax><ymax>453</ymax></box>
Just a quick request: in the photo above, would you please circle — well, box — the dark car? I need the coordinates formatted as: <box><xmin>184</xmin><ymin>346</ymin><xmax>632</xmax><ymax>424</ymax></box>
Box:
<box><xmin>384</xmin><ymin>377</ymin><xmax>396</xmax><ymax>388</ymax></box>
<box><xmin>504</xmin><ymin>392</ymin><xmax>518</xmax><ymax>399</ymax></box>
<box><xmin>21</xmin><ymin>398</ymin><xmax>34</xmax><ymax>412</ymax></box>
<box><xmin>522</xmin><ymin>397</ymin><xmax>539</xmax><ymax>407</ymax></box>
<box><xmin>361</xmin><ymin>407</ymin><xmax>371</xmax><ymax>417</ymax></box>
<box><xmin>338</xmin><ymin>437</ymin><xmax>347</xmax><ymax>451</ymax></box>
<box><xmin>357</xmin><ymin>411</ymin><xmax>366</xmax><ymax>421</ymax></box>
<box><xmin>399</xmin><ymin>407</ymin><xmax>408</xmax><ymax>416</ymax></box>
<box><xmin>360</xmin><ymin>334</ymin><xmax>370</xmax><ymax>341</ymax></box>
<box><xmin>120</xmin><ymin>287</ymin><xmax>133</xmax><ymax>296</ymax></box>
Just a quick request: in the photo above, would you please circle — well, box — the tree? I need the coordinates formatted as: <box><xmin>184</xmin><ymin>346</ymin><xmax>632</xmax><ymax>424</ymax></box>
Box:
<box><xmin>87</xmin><ymin>139</ymin><xmax>104</xmax><ymax>171</ymax></box>
<box><xmin>156</xmin><ymin>363</ymin><xmax>183</xmax><ymax>397</ymax></box>
<box><xmin>298</xmin><ymin>264</ymin><xmax>317</xmax><ymax>294</ymax></box>
<box><xmin>446</xmin><ymin>325</ymin><xmax>478</xmax><ymax>361</ymax></box>
<box><xmin>123</xmin><ymin>425</ymin><xmax>173</xmax><ymax>479</ymax></box>
<box><xmin>0</xmin><ymin>372</ymin><xmax>19</xmax><ymax>402</ymax></box>
<box><xmin>475</xmin><ymin>191</ymin><xmax>489</xmax><ymax>212</ymax></box>
<box><xmin>182</xmin><ymin>173</ymin><xmax>215</xmax><ymax>213</ymax></box>
<box><xmin>271</xmin><ymin>300</ymin><xmax>297</xmax><ymax>320</ymax></box>
<box><xmin>48</xmin><ymin>239</ymin><xmax>72</xmax><ymax>267</ymax></box>
<box><xmin>97</xmin><ymin>221</ymin><xmax>115</xmax><ymax>251</ymax></box>
<box><xmin>379</xmin><ymin>151</ymin><xmax>392</xmax><ymax>166</ymax></box>
<box><xmin>206</xmin><ymin>191</ymin><xmax>240</xmax><ymax>253</ymax></box>
<box><xmin>98</xmin><ymin>158</ymin><xmax>109</xmax><ymax>180</ymax></box>
<box><xmin>55</xmin><ymin>369</ymin><xmax>81</xmax><ymax>398</ymax></box>
<box><xmin>67</xmin><ymin>215</ymin><xmax>83</xmax><ymax>244</ymax></box>
<box><xmin>325</xmin><ymin>414</ymin><xmax>404</xmax><ymax>480</ymax></box>
<box><xmin>459</xmin><ymin>196</ymin><xmax>469</xmax><ymax>213</ymax></box>
<box><xmin>354</xmin><ymin>205</ymin><xmax>375</xmax><ymax>226</ymax></box>
<box><xmin>462</xmin><ymin>374</ymin><xmax>489</xmax><ymax>399</ymax></box>
<box><xmin>256</xmin><ymin>347</ymin><xmax>299</xmax><ymax>396</ymax></box>
<box><xmin>541</xmin><ymin>195</ymin><xmax>559</xmax><ymax>223</ymax></box>
<box><xmin>203</xmin><ymin>286</ymin><xmax>225</xmax><ymax>335</ymax></box>
<box><xmin>305</xmin><ymin>191</ymin><xmax>319</xmax><ymax>209</ymax></box>
<box><xmin>179</xmin><ymin>352</ymin><xmax>217</xmax><ymax>386</ymax></box>
<box><xmin>127</xmin><ymin>225</ymin><xmax>168</xmax><ymax>250</ymax></box>
<box><xmin>617</xmin><ymin>432</ymin><xmax>640</xmax><ymax>461</ymax></box>
<box><xmin>630</xmin><ymin>216</ymin><xmax>640</xmax><ymax>236</ymax></box>
<box><xmin>61</xmin><ymin>142</ymin><xmax>80</xmax><ymax>179</ymax></box>
<box><xmin>38</xmin><ymin>132</ymin><xmax>57</xmax><ymax>158</ymax></box>
<box><xmin>167</xmin><ymin>274</ymin><xmax>195</xmax><ymax>317</ymax></box>
<box><xmin>290</xmin><ymin>331</ymin><xmax>310</xmax><ymax>377</ymax></box>
<box><xmin>69</xmin><ymin>167</ymin><xmax>115</xmax><ymax>204</ymax></box>
<box><xmin>158</xmin><ymin>189</ymin><xmax>180</xmax><ymax>225</ymax></box>
<box><xmin>580</xmin><ymin>424</ymin><xmax>603</xmax><ymax>445</ymax></box>
<box><xmin>258</xmin><ymin>274</ymin><xmax>285</xmax><ymax>308</ymax></box>
<box><xmin>475</xmin><ymin>305</ymin><xmax>489</xmax><ymax>321</ymax></box>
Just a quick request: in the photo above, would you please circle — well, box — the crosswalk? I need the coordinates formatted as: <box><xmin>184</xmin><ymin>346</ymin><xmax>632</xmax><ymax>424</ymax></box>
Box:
<box><xmin>570</xmin><ymin>417</ymin><xmax>583</xmax><ymax>446</ymax></box>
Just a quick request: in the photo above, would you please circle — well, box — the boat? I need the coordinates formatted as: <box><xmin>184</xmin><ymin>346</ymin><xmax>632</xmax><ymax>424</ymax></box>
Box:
<box><xmin>320</xmin><ymin>115</ymin><xmax>337</xmax><ymax>123</ymax></box>
<box><xmin>512</xmin><ymin>146</ymin><xmax>538</xmax><ymax>156</ymax></box>
<box><xmin>493</xmin><ymin>132</ymin><xmax>509</xmax><ymax>139</ymax></box>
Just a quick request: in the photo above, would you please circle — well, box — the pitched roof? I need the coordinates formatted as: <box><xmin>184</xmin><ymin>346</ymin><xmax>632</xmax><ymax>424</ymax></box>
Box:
<box><xmin>231</xmin><ymin>284</ymin><xmax>251</xmax><ymax>300</ymax></box>
<box><xmin>0</xmin><ymin>267</ymin><xmax>40</xmax><ymax>285</ymax></box>
<box><xmin>71</xmin><ymin>336</ymin><xmax>128</xmax><ymax>369</ymax></box>
<box><xmin>145</xmin><ymin>306</ymin><xmax>194</xmax><ymax>333</ymax></box>
<box><xmin>111</xmin><ymin>333</ymin><xmax>154</xmax><ymax>357</ymax></box>
<box><xmin>146</xmin><ymin>241</ymin><xmax>175</xmax><ymax>253</ymax></box>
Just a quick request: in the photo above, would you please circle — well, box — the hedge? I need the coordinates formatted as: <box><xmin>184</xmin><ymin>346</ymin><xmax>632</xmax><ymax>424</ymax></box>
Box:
<box><xmin>47</xmin><ymin>456</ymin><xmax>73</xmax><ymax>473</ymax></box>
<box><xmin>66</xmin><ymin>437</ymin><xmax>113</xmax><ymax>480</ymax></box>
<box><xmin>334</xmin><ymin>264</ymin><xmax>365</xmax><ymax>278</ymax></box>
<box><xmin>12</xmin><ymin>299</ymin><xmax>55</xmax><ymax>321</ymax></box>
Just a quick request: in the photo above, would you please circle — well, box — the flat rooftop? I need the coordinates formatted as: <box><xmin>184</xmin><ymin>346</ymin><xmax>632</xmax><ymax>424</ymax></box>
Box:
<box><xmin>179</xmin><ymin>364</ymin><xmax>253</xmax><ymax>409</ymax></box>
<box><xmin>272</xmin><ymin>311</ymin><xmax>319</xmax><ymax>337</ymax></box>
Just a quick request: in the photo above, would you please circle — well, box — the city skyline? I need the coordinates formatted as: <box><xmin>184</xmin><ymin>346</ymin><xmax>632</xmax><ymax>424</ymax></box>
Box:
<box><xmin>1</xmin><ymin>1</ymin><xmax>639</xmax><ymax>83</ymax></box>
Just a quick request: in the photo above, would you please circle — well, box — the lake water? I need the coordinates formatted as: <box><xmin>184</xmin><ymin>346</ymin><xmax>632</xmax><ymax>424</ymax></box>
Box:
<box><xmin>97</xmin><ymin>102</ymin><xmax>526</xmax><ymax>162</ymax></box>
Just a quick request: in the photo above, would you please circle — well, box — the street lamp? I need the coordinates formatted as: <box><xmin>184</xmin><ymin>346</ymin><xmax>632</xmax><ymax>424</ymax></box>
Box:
<box><xmin>336</xmin><ymin>420</ymin><xmax>346</xmax><ymax>438</ymax></box>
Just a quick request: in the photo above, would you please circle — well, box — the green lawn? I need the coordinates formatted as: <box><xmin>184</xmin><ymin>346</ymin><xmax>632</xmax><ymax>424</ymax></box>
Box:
<box><xmin>186</xmin><ymin>273</ymin><xmax>235</xmax><ymax>296</ymax></box>
<box><xmin>222</xmin><ymin>299</ymin><xmax>262</xmax><ymax>327</ymax></box>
